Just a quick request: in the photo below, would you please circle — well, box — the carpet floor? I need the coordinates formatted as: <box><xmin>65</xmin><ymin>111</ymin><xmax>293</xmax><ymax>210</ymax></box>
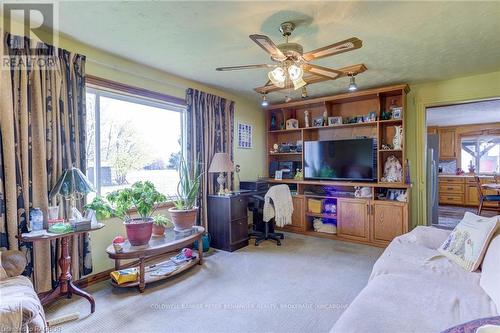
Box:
<box><xmin>45</xmin><ymin>232</ymin><xmax>383</xmax><ymax>333</ymax></box>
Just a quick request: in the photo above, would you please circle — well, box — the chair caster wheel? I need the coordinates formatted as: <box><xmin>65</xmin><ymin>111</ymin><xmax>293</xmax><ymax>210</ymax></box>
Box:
<box><xmin>277</xmin><ymin>241</ymin><xmax>281</xmax><ymax>246</ymax></box>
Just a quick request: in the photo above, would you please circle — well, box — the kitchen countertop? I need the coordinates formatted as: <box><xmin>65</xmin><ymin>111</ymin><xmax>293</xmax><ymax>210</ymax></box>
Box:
<box><xmin>438</xmin><ymin>174</ymin><xmax>494</xmax><ymax>178</ymax></box>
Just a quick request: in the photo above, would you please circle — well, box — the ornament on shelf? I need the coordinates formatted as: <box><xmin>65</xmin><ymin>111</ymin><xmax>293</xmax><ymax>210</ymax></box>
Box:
<box><xmin>381</xmin><ymin>155</ymin><xmax>403</xmax><ymax>183</ymax></box>
<box><xmin>304</xmin><ymin>110</ymin><xmax>310</xmax><ymax>128</ymax></box>
<box><xmin>323</xmin><ymin>110</ymin><xmax>328</xmax><ymax>126</ymax></box>
<box><xmin>294</xmin><ymin>169</ymin><xmax>303</xmax><ymax>180</ymax></box>
<box><xmin>393</xmin><ymin>125</ymin><xmax>403</xmax><ymax>150</ymax></box>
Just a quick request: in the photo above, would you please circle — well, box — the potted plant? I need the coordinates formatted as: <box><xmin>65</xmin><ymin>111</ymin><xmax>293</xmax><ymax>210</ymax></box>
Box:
<box><xmin>169</xmin><ymin>155</ymin><xmax>202</xmax><ymax>231</ymax></box>
<box><xmin>152</xmin><ymin>214</ymin><xmax>172</xmax><ymax>236</ymax></box>
<box><xmin>86</xmin><ymin>181</ymin><xmax>166</xmax><ymax>246</ymax></box>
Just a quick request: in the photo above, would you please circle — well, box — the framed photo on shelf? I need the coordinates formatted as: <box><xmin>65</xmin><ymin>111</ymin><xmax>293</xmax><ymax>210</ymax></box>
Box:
<box><xmin>368</xmin><ymin>111</ymin><xmax>377</xmax><ymax>122</ymax></box>
<box><xmin>328</xmin><ymin>116</ymin><xmax>343</xmax><ymax>126</ymax></box>
<box><xmin>392</xmin><ymin>107</ymin><xmax>402</xmax><ymax>119</ymax></box>
<box><xmin>313</xmin><ymin>117</ymin><xmax>324</xmax><ymax>127</ymax></box>
<box><xmin>237</xmin><ymin>123</ymin><xmax>252</xmax><ymax>149</ymax></box>
<box><xmin>274</xmin><ymin>170</ymin><xmax>283</xmax><ymax>180</ymax></box>
<box><xmin>286</xmin><ymin>118</ymin><xmax>299</xmax><ymax>129</ymax></box>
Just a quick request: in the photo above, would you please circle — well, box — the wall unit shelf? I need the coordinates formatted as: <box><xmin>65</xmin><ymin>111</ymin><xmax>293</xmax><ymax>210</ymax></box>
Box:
<box><xmin>265</xmin><ymin>84</ymin><xmax>411</xmax><ymax>247</ymax></box>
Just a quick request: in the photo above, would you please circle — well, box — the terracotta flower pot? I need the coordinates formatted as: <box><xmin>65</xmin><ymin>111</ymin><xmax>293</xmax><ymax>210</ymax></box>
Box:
<box><xmin>152</xmin><ymin>224</ymin><xmax>165</xmax><ymax>237</ymax></box>
<box><xmin>168</xmin><ymin>207</ymin><xmax>198</xmax><ymax>231</ymax></box>
<box><xmin>124</xmin><ymin>218</ymin><xmax>153</xmax><ymax>246</ymax></box>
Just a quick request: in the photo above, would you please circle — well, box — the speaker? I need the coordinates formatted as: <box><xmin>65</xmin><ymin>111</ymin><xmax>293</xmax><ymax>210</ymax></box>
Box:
<box><xmin>269</xmin><ymin>161</ymin><xmax>279</xmax><ymax>177</ymax></box>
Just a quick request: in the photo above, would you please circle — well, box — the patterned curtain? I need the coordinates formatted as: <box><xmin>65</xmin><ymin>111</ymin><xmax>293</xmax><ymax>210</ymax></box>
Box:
<box><xmin>185</xmin><ymin>88</ymin><xmax>234</xmax><ymax>231</ymax></box>
<box><xmin>0</xmin><ymin>32</ymin><xmax>91</xmax><ymax>292</ymax></box>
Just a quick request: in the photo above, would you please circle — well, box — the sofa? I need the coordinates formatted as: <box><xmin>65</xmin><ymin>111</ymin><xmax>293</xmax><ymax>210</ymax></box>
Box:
<box><xmin>331</xmin><ymin>226</ymin><xmax>499</xmax><ymax>333</ymax></box>
<box><xmin>0</xmin><ymin>250</ymin><xmax>46</xmax><ymax>333</ymax></box>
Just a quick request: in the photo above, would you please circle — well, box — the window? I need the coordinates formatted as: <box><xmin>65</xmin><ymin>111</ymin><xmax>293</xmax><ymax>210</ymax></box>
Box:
<box><xmin>86</xmin><ymin>86</ymin><xmax>186</xmax><ymax>198</ymax></box>
<box><xmin>461</xmin><ymin>136</ymin><xmax>500</xmax><ymax>174</ymax></box>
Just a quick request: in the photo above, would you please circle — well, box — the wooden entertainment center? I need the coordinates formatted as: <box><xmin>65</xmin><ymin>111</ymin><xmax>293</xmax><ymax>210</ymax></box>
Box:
<box><xmin>265</xmin><ymin>84</ymin><xmax>411</xmax><ymax>247</ymax></box>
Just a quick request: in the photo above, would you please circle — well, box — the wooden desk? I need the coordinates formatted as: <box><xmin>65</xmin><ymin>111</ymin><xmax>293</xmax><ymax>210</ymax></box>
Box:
<box><xmin>19</xmin><ymin>224</ymin><xmax>104</xmax><ymax>313</ymax></box>
<box><xmin>106</xmin><ymin>226</ymin><xmax>204</xmax><ymax>293</ymax></box>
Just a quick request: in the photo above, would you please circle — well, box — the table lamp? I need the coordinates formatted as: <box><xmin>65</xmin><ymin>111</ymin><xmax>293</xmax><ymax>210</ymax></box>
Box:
<box><xmin>49</xmin><ymin>166</ymin><xmax>94</xmax><ymax>220</ymax></box>
<box><xmin>208</xmin><ymin>153</ymin><xmax>234</xmax><ymax>195</ymax></box>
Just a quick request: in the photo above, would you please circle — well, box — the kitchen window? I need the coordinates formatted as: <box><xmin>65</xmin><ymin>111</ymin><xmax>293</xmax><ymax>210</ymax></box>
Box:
<box><xmin>86</xmin><ymin>82</ymin><xmax>186</xmax><ymax>197</ymax></box>
<box><xmin>461</xmin><ymin>136</ymin><xmax>500</xmax><ymax>174</ymax></box>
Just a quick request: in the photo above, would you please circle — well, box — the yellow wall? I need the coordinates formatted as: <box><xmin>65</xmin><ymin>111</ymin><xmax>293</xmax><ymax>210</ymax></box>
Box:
<box><xmin>406</xmin><ymin>71</ymin><xmax>500</xmax><ymax>227</ymax></box>
<box><xmin>4</xmin><ymin>20</ymin><xmax>266</xmax><ymax>275</ymax></box>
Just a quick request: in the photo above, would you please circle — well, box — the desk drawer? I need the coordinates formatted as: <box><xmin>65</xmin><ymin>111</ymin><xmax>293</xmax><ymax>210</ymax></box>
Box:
<box><xmin>230</xmin><ymin>217</ymin><xmax>249</xmax><ymax>244</ymax></box>
<box><xmin>439</xmin><ymin>193</ymin><xmax>464</xmax><ymax>205</ymax></box>
<box><xmin>439</xmin><ymin>183</ymin><xmax>464</xmax><ymax>194</ymax></box>
<box><xmin>231</xmin><ymin>196</ymin><xmax>248</xmax><ymax>220</ymax></box>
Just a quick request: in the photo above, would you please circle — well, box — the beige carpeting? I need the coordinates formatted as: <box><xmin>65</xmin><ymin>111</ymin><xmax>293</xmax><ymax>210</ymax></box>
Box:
<box><xmin>45</xmin><ymin>232</ymin><xmax>383</xmax><ymax>333</ymax></box>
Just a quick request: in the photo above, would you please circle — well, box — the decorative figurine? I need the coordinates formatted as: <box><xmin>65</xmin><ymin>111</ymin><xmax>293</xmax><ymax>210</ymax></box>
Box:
<box><xmin>468</xmin><ymin>160</ymin><xmax>476</xmax><ymax>174</ymax></box>
<box><xmin>381</xmin><ymin>155</ymin><xmax>403</xmax><ymax>182</ymax></box>
<box><xmin>294</xmin><ymin>169</ymin><xmax>303</xmax><ymax>180</ymax></box>
<box><xmin>270</xmin><ymin>113</ymin><xmax>277</xmax><ymax>130</ymax></box>
<box><xmin>304</xmin><ymin>110</ymin><xmax>310</xmax><ymax>128</ymax></box>
<box><xmin>393</xmin><ymin>125</ymin><xmax>403</xmax><ymax>150</ymax></box>
<box><xmin>323</xmin><ymin>110</ymin><xmax>328</xmax><ymax>126</ymax></box>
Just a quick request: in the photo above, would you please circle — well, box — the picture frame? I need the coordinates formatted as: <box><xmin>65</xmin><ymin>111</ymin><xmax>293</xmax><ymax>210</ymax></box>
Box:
<box><xmin>392</xmin><ymin>107</ymin><xmax>402</xmax><ymax>119</ymax></box>
<box><xmin>313</xmin><ymin>117</ymin><xmax>324</xmax><ymax>127</ymax></box>
<box><xmin>237</xmin><ymin>123</ymin><xmax>252</xmax><ymax>149</ymax></box>
<box><xmin>328</xmin><ymin>116</ymin><xmax>343</xmax><ymax>126</ymax></box>
<box><xmin>286</xmin><ymin>118</ymin><xmax>299</xmax><ymax>129</ymax></box>
<box><xmin>275</xmin><ymin>170</ymin><xmax>283</xmax><ymax>180</ymax></box>
<box><xmin>368</xmin><ymin>111</ymin><xmax>377</xmax><ymax>122</ymax></box>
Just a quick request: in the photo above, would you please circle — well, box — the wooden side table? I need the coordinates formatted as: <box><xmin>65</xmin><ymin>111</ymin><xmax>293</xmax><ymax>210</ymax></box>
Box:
<box><xmin>19</xmin><ymin>224</ymin><xmax>104</xmax><ymax>313</ymax></box>
<box><xmin>106</xmin><ymin>226</ymin><xmax>204</xmax><ymax>293</ymax></box>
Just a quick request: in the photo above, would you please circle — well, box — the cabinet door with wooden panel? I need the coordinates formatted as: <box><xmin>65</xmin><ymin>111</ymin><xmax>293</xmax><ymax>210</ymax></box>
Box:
<box><xmin>291</xmin><ymin>196</ymin><xmax>305</xmax><ymax>230</ymax></box>
<box><xmin>338</xmin><ymin>198</ymin><xmax>369</xmax><ymax>241</ymax></box>
<box><xmin>371</xmin><ymin>201</ymin><xmax>406</xmax><ymax>245</ymax></box>
<box><xmin>465</xmin><ymin>183</ymin><xmax>480</xmax><ymax>206</ymax></box>
<box><xmin>439</xmin><ymin>129</ymin><xmax>456</xmax><ymax>160</ymax></box>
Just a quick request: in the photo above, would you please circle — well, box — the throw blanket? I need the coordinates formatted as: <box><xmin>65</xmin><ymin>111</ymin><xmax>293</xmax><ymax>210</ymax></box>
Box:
<box><xmin>263</xmin><ymin>185</ymin><xmax>294</xmax><ymax>227</ymax></box>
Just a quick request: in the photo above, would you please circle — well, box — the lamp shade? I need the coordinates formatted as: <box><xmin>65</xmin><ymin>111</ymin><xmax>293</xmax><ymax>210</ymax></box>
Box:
<box><xmin>208</xmin><ymin>153</ymin><xmax>234</xmax><ymax>173</ymax></box>
<box><xmin>49</xmin><ymin>167</ymin><xmax>94</xmax><ymax>198</ymax></box>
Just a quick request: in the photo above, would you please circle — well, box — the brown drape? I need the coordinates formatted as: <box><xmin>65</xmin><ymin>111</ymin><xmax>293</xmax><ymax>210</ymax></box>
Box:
<box><xmin>186</xmin><ymin>88</ymin><xmax>234</xmax><ymax>231</ymax></box>
<box><xmin>0</xmin><ymin>32</ymin><xmax>90</xmax><ymax>292</ymax></box>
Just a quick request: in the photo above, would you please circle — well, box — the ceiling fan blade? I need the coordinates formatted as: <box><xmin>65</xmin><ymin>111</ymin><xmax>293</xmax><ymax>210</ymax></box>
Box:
<box><xmin>302</xmin><ymin>37</ymin><xmax>362</xmax><ymax>61</ymax></box>
<box><xmin>304</xmin><ymin>64</ymin><xmax>344</xmax><ymax>79</ymax></box>
<box><xmin>249</xmin><ymin>34</ymin><xmax>286</xmax><ymax>61</ymax></box>
<box><xmin>216</xmin><ymin>64</ymin><xmax>275</xmax><ymax>71</ymax></box>
<box><xmin>254</xmin><ymin>81</ymin><xmax>280</xmax><ymax>94</ymax></box>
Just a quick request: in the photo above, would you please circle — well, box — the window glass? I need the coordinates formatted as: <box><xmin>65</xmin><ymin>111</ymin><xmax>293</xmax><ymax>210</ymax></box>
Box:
<box><xmin>86</xmin><ymin>88</ymin><xmax>184</xmax><ymax>198</ymax></box>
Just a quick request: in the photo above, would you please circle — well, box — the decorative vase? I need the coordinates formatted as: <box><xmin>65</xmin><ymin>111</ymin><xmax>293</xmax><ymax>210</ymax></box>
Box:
<box><xmin>304</xmin><ymin>110</ymin><xmax>310</xmax><ymax>128</ymax></box>
<box><xmin>152</xmin><ymin>224</ymin><xmax>165</xmax><ymax>237</ymax></box>
<box><xmin>124</xmin><ymin>218</ymin><xmax>153</xmax><ymax>246</ymax></box>
<box><xmin>393</xmin><ymin>125</ymin><xmax>403</xmax><ymax>150</ymax></box>
<box><xmin>168</xmin><ymin>207</ymin><xmax>198</xmax><ymax>231</ymax></box>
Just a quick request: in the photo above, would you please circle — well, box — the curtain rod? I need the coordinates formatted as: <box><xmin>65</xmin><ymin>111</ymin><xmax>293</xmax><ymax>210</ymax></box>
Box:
<box><xmin>86</xmin><ymin>58</ymin><xmax>187</xmax><ymax>91</ymax></box>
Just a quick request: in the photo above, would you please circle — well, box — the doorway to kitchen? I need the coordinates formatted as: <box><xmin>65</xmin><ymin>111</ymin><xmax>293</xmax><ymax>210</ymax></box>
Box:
<box><xmin>426</xmin><ymin>99</ymin><xmax>500</xmax><ymax>228</ymax></box>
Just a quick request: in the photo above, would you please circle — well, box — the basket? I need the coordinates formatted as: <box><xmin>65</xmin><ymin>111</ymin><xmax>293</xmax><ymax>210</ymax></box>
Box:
<box><xmin>308</xmin><ymin>199</ymin><xmax>323</xmax><ymax>214</ymax></box>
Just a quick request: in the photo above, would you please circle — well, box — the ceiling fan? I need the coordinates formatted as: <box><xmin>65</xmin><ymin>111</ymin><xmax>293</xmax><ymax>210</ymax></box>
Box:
<box><xmin>216</xmin><ymin>22</ymin><xmax>367</xmax><ymax>97</ymax></box>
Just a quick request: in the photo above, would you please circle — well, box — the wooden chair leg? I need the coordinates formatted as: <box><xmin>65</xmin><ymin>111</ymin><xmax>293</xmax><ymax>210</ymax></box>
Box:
<box><xmin>478</xmin><ymin>199</ymin><xmax>484</xmax><ymax>215</ymax></box>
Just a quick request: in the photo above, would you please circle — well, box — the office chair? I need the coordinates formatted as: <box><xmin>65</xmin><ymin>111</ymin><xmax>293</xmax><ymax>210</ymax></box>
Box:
<box><xmin>249</xmin><ymin>194</ymin><xmax>285</xmax><ymax>246</ymax></box>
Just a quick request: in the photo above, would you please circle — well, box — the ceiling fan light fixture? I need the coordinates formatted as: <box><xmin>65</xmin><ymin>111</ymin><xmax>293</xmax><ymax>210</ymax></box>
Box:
<box><xmin>348</xmin><ymin>74</ymin><xmax>358</xmax><ymax>92</ymax></box>
<box><xmin>288</xmin><ymin>64</ymin><xmax>303</xmax><ymax>81</ymax></box>
<box><xmin>292</xmin><ymin>78</ymin><xmax>307</xmax><ymax>90</ymax></box>
<box><xmin>261</xmin><ymin>94</ymin><xmax>269</xmax><ymax>107</ymax></box>
<box><xmin>301</xmin><ymin>86</ymin><xmax>308</xmax><ymax>98</ymax></box>
<box><xmin>268</xmin><ymin>67</ymin><xmax>286</xmax><ymax>88</ymax></box>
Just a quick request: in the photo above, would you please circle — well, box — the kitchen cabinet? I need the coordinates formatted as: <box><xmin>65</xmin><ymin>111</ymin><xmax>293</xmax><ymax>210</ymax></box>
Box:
<box><xmin>439</xmin><ymin>129</ymin><xmax>456</xmax><ymax>160</ymax></box>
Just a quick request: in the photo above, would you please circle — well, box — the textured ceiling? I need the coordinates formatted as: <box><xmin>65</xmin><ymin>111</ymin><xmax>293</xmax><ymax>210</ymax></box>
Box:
<box><xmin>427</xmin><ymin>99</ymin><xmax>500</xmax><ymax>126</ymax></box>
<box><xmin>49</xmin><ymin>1</ymin><xmax>500</xmax><ymax>103</ymax></box>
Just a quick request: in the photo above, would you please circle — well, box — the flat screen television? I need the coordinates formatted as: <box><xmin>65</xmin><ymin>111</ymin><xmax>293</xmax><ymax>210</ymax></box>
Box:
<box><xmin>304</xmin><ymin>138</ymin><xmax>377</xmax><ymax>181</ymax></box>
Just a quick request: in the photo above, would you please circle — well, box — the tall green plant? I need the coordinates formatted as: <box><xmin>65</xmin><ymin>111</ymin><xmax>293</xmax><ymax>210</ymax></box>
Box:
<box><xmin>172</xmin><ymin>155</ymin><xmax>202</xmax><ymax>210</ymax></box>
<box><xmin>86</xmin><ymin>181</ymin><xmax>166</xmax><ymax>221</ymax></box>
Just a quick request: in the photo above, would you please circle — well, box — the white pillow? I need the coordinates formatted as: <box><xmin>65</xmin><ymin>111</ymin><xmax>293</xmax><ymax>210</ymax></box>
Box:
<box><xmin>438</xmin><ymin>212</ymin><xmax>499</xmax><ymax>271</ymax></box>
<box><xmin>480</xmin><ymin>230</ymin><xmax>500</xmax><ymax>310</ymax></box>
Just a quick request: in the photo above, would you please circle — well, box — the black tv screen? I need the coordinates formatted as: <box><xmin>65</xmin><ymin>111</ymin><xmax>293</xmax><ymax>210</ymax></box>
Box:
<box><xmin>304</xmin><ymin>139</ymin><xmax>377</xmax><ymax>181</ymax></box>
